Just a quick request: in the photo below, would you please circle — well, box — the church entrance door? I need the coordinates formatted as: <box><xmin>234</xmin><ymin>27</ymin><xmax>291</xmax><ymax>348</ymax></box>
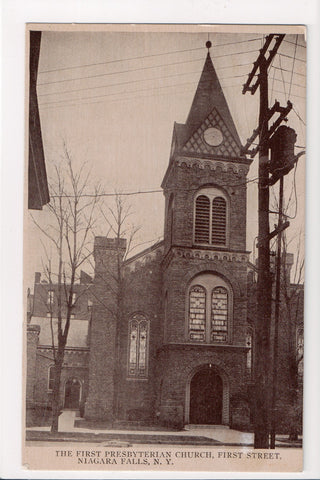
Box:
<box><xmin>189</xmin><ymin>366</ymin><xmax>223</xmax><ymax>424</ymax></box>
<box><xmin>64</xmin><ymin>378</ymin><xmax>81</xmax><ymax>409</ymax></box>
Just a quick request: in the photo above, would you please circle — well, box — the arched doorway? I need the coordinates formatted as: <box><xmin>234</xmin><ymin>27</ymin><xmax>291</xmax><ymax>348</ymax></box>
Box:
<box><xmin>189</xmin><ymin>366</ymin><xmax>223</xmax><ymax>424</ymax></box>
<box><xmin>64</xmin><ymin>378</ymin><xmax>81</xmax><ymax>409</ymax></box>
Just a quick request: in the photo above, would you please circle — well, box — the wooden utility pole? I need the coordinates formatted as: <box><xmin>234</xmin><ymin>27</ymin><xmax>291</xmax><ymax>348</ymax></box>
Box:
<box><xmin>270</xmin><ymin>176</ymin><xmax>284</xmax><ymax>449</ymax></box>
<box><xmin>242</xmin><ymin>34</ymin><xmax>286</xmax><ymax>449</ymax></box>
<box><xmin>254</xmin><ymin>57</ymin><xmax>272</xmax><ymax>449</ymax></box>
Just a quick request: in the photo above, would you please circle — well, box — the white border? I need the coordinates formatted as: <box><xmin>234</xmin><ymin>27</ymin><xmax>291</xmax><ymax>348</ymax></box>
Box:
<box><xmin>1</xmin><ymin>0</ymin><xmax>320</xmax><ymax>478</ymax></box>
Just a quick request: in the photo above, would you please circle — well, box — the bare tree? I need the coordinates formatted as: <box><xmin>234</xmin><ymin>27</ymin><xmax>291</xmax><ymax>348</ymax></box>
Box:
<box><xmin>31</xmin><ymin>143</ymin><xmax>100</xmax><ymax>432</ymax></box>
<box><xmin>281</xmin><ymin>232</ymin><xmax>304</xmax><ymax>441</ymax></box>
<box><xmin>97</xmin><ymin>194</ymin><xmax>141</xmax><ymax>417</ymax></box>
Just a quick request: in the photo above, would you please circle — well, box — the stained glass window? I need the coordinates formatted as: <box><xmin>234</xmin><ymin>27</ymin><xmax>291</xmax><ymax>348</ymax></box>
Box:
<box><xmin>189</xmin><ymin>285</ymin><xmax>206</xmax><ymax>341</ymax></box>
<box><xmin>128</xmin><ymin>314</ymin><xmax>149</xmax><ymax>378</ymax></box>
<box><xmin>211</xmin><ymin>287</ymin><xmax>228</xmax><ymax>342</ymax></box>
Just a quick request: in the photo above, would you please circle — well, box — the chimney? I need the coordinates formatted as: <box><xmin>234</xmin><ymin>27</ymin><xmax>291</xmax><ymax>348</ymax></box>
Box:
<box><xmin>34</xmin><ymin>272</ymin><xmax>41</xmax><ymax>284</ymax></box>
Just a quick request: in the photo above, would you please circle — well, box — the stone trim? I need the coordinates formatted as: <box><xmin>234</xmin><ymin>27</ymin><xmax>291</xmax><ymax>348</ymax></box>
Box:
<box><xmin>176</xmin><ymin>156</ymin><xmax>250</xmax><ymax>175</ymax></box>
<box><xmin>162</xmin><ymin>246</ymin><xmax>249</xmax><ymax>271</ymax></box>
<box><xmin>176</xmin><ymin>247</ymin><xmax>248</xmax><ymax>263</ymax></box>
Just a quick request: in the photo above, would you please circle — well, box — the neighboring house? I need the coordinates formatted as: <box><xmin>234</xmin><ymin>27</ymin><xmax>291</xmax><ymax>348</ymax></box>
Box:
<box><xmin>26</xmin><ymin>49</ymin><xmax>303</xmax><ymax>432</ymax></box>
<box><xmin>26</xmin><ymin>271</ymin><xmax>93</xmax><ymax>425</ymax></box>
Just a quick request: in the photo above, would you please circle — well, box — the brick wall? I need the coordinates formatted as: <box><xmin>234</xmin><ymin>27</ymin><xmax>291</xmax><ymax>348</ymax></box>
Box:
<box><xmin>163</xmin><ymin>159</ymin><xmax>249</xmax><ymax>253</ymax></box>
<box><xmin>26</xmin><ymin>324</ymin><xmax>40</xmax><ymax>405</ymax></box>
<box><xmin>85</xmin><ymin>237</ymin><xmax>126</xmax><ymax>421</ymax></box>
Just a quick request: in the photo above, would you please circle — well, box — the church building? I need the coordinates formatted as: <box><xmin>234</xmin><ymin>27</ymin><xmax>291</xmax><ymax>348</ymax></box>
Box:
<box><xmin>85</xmin><ymin>48</ymin><xmax>253</xmax><ymax>429</ymax></box>
<box><xmin>26</xmin><ymin>47</ymin><xmax>303</xmax><ymax>432</ymax></box>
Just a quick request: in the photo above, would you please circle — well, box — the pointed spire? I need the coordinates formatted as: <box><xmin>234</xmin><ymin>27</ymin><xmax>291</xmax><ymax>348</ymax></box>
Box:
<box><xmin>185</xmin><ymin>47</ymin><xmax>241</xmax><ymax>147</ymax></box>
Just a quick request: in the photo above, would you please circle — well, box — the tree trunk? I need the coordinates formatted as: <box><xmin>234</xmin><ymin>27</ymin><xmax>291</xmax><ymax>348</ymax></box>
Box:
<box><xmin>50</xmin><ymin>348</ymin><xmax>64</xmax><ymax>433</ymax></box>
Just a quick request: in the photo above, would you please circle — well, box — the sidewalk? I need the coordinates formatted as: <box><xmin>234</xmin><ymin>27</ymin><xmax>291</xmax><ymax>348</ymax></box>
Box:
<box><xmin>26</xmin><ymin>410</ymin><xmax>302</xmax><ymax>448</ymax></box>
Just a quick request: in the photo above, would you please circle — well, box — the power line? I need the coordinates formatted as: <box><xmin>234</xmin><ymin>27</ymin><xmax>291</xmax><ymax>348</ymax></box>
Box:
<box><xmin>37</xmin><ymin>57</ymin><xmax>204</xmax><ymax>86</ymax></box>
<box><xmin>40</xmin><ymin>79</ymin><xmax>246</xmax><ymax>111</ymax></box>
<box><xmin>278</xmin><ymin>52</ymin><xmax>305</xmax><ymax>63</ymax></box>
<box><xmin>38</xmin><ymin>46</ymin><xmax>204</xmax><ymax>74</ymax></box>
<box><xmin>272</xmin><ymin>88</ymin><xmax>305</xmax><ymax>99</ymax></box>
<box><xmin>39</xmin><ymin>86</ymin><xmax>197</xmax><ymax>110</ymax></box>
<box><xmin>38</xmin><ymin>39</ymin><xmax>263</xmax><ymax>75</ymax></box>
<box><xmin>288</xmin><ymin>35</ymin><xmax>299</xmax><ymax>98</ymax></box>
<box><xmin>283</xmin><ymin>39</ymin><xmax>306</xmax><ymax>48</ymax></box>
<box><xmin>271</xmin><ymin>65</ymin><xmax>306</xmax><ymax>77</ymax></box>
<box><xmin>38</xmin><ymin>50</ymin><xmax>260</xmax><ymax>87</ymax></box>
<box><xmin>39</xmin><ymin>72</ymin><xmax>249</xmax><ymax>107</ymax></box>
<box><xmin>213</xmin><ymin>37</ymin><xmax>263</xmax><ymax>48</ymax></box>
<box><xmin>49</xmin><ymin>177</ymin><xmax>260</xmax><ymax>199</ymax></box>
<box><xmin>292</xmin><ymin>105</ymin><xmax>306</xmax><ymax>125</ymax></box>
<box><xmin>39</xmin><ymin>62</ymin><xmax>253</xmax><ymax>98</ymax></box>
<box><xmin>38</xmin><ymin>70</ymin><xmax>202</xmax><ymax>97</ymax></box>
<box><xmin>39</xmin><ymin>80</ymin><xmax>205</xmax><ymax>106</ymax></box>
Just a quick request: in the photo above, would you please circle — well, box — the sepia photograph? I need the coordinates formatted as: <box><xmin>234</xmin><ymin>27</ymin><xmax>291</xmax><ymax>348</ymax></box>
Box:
<box><xmin>23</xmin><ymin>23</ymin><xmax>306</xmax><ymax>472</ymax></box>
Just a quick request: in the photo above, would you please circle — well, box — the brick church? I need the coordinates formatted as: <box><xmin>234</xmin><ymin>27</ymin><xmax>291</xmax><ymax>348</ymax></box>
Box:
<box><xmin>27</xmin><ymin>49</ymin><xmax>303</xmax><ymax>432</ymax></box>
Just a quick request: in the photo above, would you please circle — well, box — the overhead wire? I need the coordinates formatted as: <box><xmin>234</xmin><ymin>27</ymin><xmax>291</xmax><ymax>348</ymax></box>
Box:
<box><xmin>288</xmin><ymin>35</ymin><xmax>299</xmax><ymax>98</ymax></box>
<box><xmin>39</xmin><ymin>38</ymin><xmax>263</xmax><ymax>75</ymax></box>
<box><xmin>49</xmin><ymin>176</ymin><xmax>260</xmax><ymax>199</ymax></box>
<box><xmin>38</xmin><ymin>49</ymin><xmax>260</xmax><ymax>87</ymax></box>
<box><xmin>38</xmin><ymin>62</ymin><xmax>254</xmax><ymax>98</ymax></box>
<box><xmin>39</xmin><ymin>71</ymin><xmax>250</xmax><ymax>107</ymax></box>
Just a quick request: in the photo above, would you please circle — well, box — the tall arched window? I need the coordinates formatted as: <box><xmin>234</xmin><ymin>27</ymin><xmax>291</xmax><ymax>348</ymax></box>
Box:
<box><xmin>211</xmin><ymin>287</ymin><xmax>228</xmax><ymax>342</ymax></box>
<box><xmin>187</xmin><ymin>273</ymin><xmax>232</xmax><ymax>343</ymax></box>
<box><xmin>128</xmin><ymin>314</ymin><xmax>149</xmax><ymax>378</ymax></box>
<box><xmin>195</xmin><ymin>196</ymin><xmax>210</xmax><ymax>243</ymax></box>
<box><xmin>188</xmin><ymin>285</ymin><xmax>206</xmax><ymax>341</ymax></box>
<box><xmin>194</xmin><ymin>188</ymin><xmax>228</xmax><ymax>246</ymax></box>
<box><xmin>48</xmin><ymin>365</ymin><xmax>55</xmax><ymax>391</ymax></box>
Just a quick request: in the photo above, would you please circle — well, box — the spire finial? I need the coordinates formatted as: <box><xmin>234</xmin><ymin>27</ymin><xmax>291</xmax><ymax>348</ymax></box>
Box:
<box><xmin>206</xmin><ymin>40</ymin><xmax>212</xmax><ymax>52</ymax></box>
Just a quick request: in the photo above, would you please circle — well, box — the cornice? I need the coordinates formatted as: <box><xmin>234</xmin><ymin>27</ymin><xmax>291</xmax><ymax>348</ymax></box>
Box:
<box><xmin>162</xmin><ymin>246</ymin><xmax>249</xmax><ymax>270</ymax></box>
<box><xmin>176</xmin><ymin>155</ymin><xmax>250</xmax><ymax>175</ymax></box>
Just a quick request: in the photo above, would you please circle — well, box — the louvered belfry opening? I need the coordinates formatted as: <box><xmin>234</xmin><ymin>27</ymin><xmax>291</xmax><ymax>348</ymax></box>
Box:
<box><xmin>195</xmin><ymin>195</ymin><xmax>210</xmax><ymax>243</ymax></box>
<box><xmin>211</xmin><ymin>197</ymin><xmax>226</xmax><ymax>244</ymax></box>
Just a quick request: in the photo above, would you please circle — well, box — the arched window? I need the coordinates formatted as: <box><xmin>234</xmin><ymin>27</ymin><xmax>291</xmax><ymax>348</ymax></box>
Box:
<box><xmin>212</xmin><ymin>197</ymin><xmax>227</xmax><ymax>244</ymax></box>
<box><xmin>211</xmin><ymin>287</ymin><xmax>228</xmax><ymax>342</ymax></box>
<box><xmin>187</xmin><ymin>273</ymin><xmax>232</xmax><ymax>343</ymax></box>
<box><xmin>48</xmin><ymin>365</ymin><xmax>55</xmax><ymax>391</ymax></box>
<box><xmin>195</xmin><ymin>196</ymin><xmax>210</xmax><ymax>243</ymax></box>
<box><xmin>194</xmin><ymin>188</ymin><xmax>228</xmax><ymax>246</ymax></box>
<box><xmin>128</xmin><ymin>314</ymin><xmax>149</xmax><ymax>378</ymax></box>
<box><xmin>188</xmin><ymin>285</ymin><xmax>206</xmax><ymax>341</ymax></box>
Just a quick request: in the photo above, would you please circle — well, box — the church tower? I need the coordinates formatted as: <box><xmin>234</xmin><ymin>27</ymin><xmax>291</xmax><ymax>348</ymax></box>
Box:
<box><xmin>158</xmin><ymin>44</ymin><xmax>252</xmax><ymax>428</ymax></box>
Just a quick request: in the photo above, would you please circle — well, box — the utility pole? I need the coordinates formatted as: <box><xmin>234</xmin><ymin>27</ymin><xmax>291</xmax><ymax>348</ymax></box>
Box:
<box><xmin>270</xmin><ymin>175</ymin><xmax>284</xmax><ymax>449</ymax></box>
<box><xmin>242</xmin><ymin>34</ymin><xmax>287</xmax><ymax>449</ymax></box>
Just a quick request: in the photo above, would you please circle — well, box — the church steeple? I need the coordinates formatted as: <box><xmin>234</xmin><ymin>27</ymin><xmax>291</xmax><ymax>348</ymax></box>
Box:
<box><xmin>185</xmin><ymin>50</ymin><xmax>241</xmax><ymax>147</ymax></box>
<box><xmin>166</xmin><ymin>44</ymin><xmax>246</xmax><ymax>163</ymax></box>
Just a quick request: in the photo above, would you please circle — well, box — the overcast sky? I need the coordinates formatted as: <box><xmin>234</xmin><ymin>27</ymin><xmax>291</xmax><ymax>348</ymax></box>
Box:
<box><xmin>25</xmin><ymin>26</ymin><xmax>306</xmax><ymax>289</ymax></box>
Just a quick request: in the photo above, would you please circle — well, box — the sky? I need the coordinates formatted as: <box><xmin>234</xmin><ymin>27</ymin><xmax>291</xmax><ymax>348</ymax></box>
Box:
<box><xmin>25</xmin><ymin>26</ymin><xmax>306</xmax><ymax>290</ymax></box>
